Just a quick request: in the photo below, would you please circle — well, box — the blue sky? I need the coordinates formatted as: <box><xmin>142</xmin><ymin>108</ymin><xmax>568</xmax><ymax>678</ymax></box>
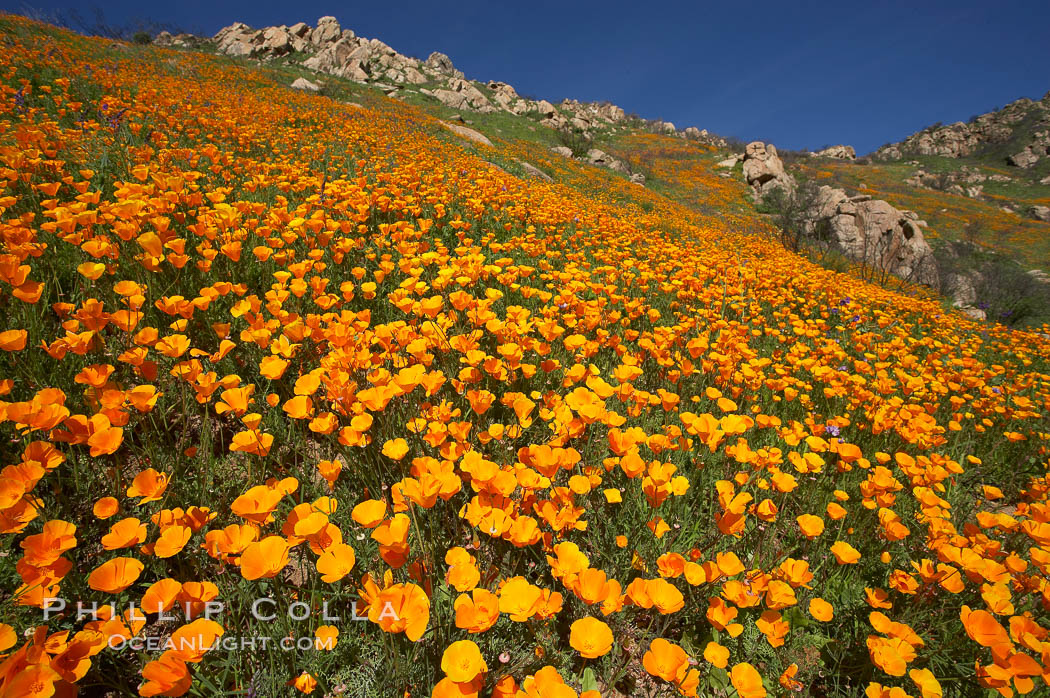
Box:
<box><xmin>6</xmin><ymin>0</ymin><xmax>1050</xmax><ymax>154</ymax></box>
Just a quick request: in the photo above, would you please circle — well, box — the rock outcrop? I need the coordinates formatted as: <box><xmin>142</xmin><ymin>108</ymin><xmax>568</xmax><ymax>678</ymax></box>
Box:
<box><xmin>811</xmin><ymin>145</ymin><xmax>856</xmax><ymax>160</ymax></box>
<box><xmin>808</xmin><ymin>186</ymin><xmax>939</xmax><ymax>286</ymax></box>
<box><xmin>518</xmin><ymin>161</ymin><xmax>552</xmax><ymax>182</ymax></box>
<box><xmin>545</xmin><ymin>146</ymin><xmax>638</xmax><ymax>180</ymax></box>
<box><xmin>423</xmin><ymin>79</ymin><xmax>495</xmax><ymax>112</ymax></box>
<box><xmin>737</xmin><ymin>142</ymin><xmax>938</xmax><ymax>287</ymax></box>
<box><xmin>290</xmin><ymin>77</ymin><xmax>320</xmax><ymax>92</ymax></box>
<box><xmin>488</xmin><ymin>82</ymin><xmax>528</xmax><ymax>114</ymax></box>
<box><xmin>302</xmin><ymin>38</ymin><xmax>369</xmax><ymax>80</ymax></box>
<box><xmin>168</xmin><ymin>17</ymin><xmax>715</xmax><ymax>141</ymax></box>
<box><xmin>212</xmin><ymin>22</ymin><xmax>317</xmax><ymax>58</ymax></box>
<box><xmin>585</xmin><ymin>149</ymin><xmax>630</xmax><ymax>175</ymax></box>
<box><xmin>874</xmin><ymin>93</ymin><xmax>1050</xmax><ymax>166</ymax></box>
<box><xmin>424</xmin><ymin>52</ymin><xmax>464</xmax><ymax>79</ymax></box>
<box><xmin>311</xmin><ymin>16</ymin><xmax>342</xmax><ymax>45</ymax></box>
<box><xmin>1007</xmin><ymin>139</ymin><xmax>1050</xmax><ymax>169</ymax></box>
<box><xmin>442</xmin><ymin>122</ymin><xmax>492</xmax><ymax>147</ymax></box>
<box><xmin>741</xmin><ymin>142</ymin><xmax>795</xmax><ymax>197</ymax></box>
<box><xmin>153</xmin><ymin>31</ymin><xmax>200</xmax><ymax>48</ymax></box>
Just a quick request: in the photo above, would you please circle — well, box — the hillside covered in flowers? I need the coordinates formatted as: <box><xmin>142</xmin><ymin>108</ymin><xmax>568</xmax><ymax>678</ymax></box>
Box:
<box><xmin>1</xmin><ymin>15</ymin><xmax>1050</xmax><ymax>698</ymax></box>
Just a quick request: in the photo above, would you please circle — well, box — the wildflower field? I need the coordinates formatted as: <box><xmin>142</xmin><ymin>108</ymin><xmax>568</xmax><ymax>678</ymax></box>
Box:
<box><xmin>3</xmin><ymin>15</ymin><xmax>1050</xmax><ymax>698</ymax></box>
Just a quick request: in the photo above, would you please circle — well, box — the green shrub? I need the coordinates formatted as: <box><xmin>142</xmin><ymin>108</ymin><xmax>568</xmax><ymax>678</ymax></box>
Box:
<box><xmin>555</xmin><ymin>127</ymin><xmax>592</xmax><ymax>159</ymax></box>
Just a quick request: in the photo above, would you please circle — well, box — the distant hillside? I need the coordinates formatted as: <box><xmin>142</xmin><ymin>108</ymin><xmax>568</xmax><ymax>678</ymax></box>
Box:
<box><xmin>874</xmin><ymin>92</ymin><xmax>1050</xmax><ymax>168</ymax></box>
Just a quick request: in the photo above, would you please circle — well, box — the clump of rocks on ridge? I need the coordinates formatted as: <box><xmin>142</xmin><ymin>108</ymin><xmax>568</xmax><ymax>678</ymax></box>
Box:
<box><xmin>157</xmin><ymin>16</ymin><xmax>725</xmax><ymax>147</ymax></box>
<box><xmin>874</xmin><ymin>93</ymin><xmax>1050</xmax><ymax>169</ymax></box>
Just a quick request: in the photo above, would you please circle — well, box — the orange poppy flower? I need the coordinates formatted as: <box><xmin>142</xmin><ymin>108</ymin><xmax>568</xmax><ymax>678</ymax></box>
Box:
<box><xmin>809</xmin><ymin>597</ymin><xmax>834</xmax><ymax>621</ymax></box>
<box><xmin>170</xmin><ymin>618</ymin><xmax>224</xmax><ymax>662</ymax></box>
<box><xmin>3</xmin><ymin>663</ymin><xmax>61</xmax><ymax>697</ymax></box>
<box><xmin>126</xmin><ymin>468</ymin><xmax>169</xmax><ymax>504</ymax></box>
<box><xmin>730</xmin><ymin>662</ymin><xmax>767</xmax><ymax>698</ymax></box>
<box><xmin>454</xmin><ymin>589</ymin><xmax>500</xmax><ymax>634</ymax></box>
<box><xmin>646</xmin><ymin>578</ymin><xmax>685</xmax><ymax>614</ymax></box>
<box><xmin>230</xmin><ymin>485</ymin><xmax>284</xmax><ymax>525</ymax></box>
<box><xmin>316</xmin><ymin>542</ymin><xmax>356</xmax><ymax>583</ymax></box>
<box><xmin>154</xmin><ymin>525</ymin><xmax>192</xmax><ymax>558</ymax></box>
<box><xmin>779</xmin><ymin>663</ymin><xmax>803</xmax><ymax>692</ymax></box>
<box><xmin>908</xmin><ymin>668</ymin><xmax>942</xmax><ymax>698</ymax></box>
<box><xmin>498</xmin><ymin>577</ymin><xmax>543</xmax><ymax>621</ymax></box>
<box><xmin>141</xmin><ymin>578</ymin><xmax>182</xmax><ymax>614</ymax></box>
<box><xmin>88</xmin><ymin>557</ymin><xmax>144</xmax><ymax>593</ymax></box>
<box><xmin>239</xmin><ymin>536</ymin><xmax>290</xmax><ymax>580</ymax></box>
<box><xmin>314</xmin><ymin>625</ymin><xmax>338</xmax><ymax>651</ymax></box>
<box><xmin>568</xmin><ymin>617</ymin><xmax>614</xmax><ymax>658</ymax></box>
<box><xmin>441</xmin><ymin>639</ymin><xmax>487</xmax><ymax>683</ymax></box>
<box><xmin>382</xmin><ymin>438</ymin><xmax>410</xmax><ymax>460</ymax></box>
<box><xmin>287</xmin><ymin>672</ymin><xmax>318</xmax><ymax>694</ymax></box>
<box><xmin>866</xmin><ymin>636</ymin><xmax>914</xmax><ymax>676</ymax></box>
<box><xmin>796</xmin><ymin>514</ymin><xmax>825</xmax><ymax>538</ymax></box>
<box><xmin>0</xmin><ymin>329</ymin><xmax>27</xmax><ymax>352</ymax></box>
<box><xmin>92</xmin><ymin>497</ymin><xmax>119</xmax><ymax>519</ymax></box>
<box><xmin>351</xmin><ymin>499</ymin><xmax>388</xmax><ymax>528</ymax></box>
<box><xmin>756</xmin><ymin>610</ymin><xmax>790</xmax><ymax>647</ymax></box>
<box><xmin>830</xmin><ymin>541</ymin><xmax>861</xmax><ymax>564</ymax></box>
<box><xmin>0</xmin><ymin>623</ymin><xmax>16</xmax><ymax>653</ymax></box>
<box><xmin>87</xmin><ymin>414</ymin><xmax>124</xmax><ymax>457</ymax></box>
<box><xmin>960</xmin><ymin>605</ymin><xmax>1011</xmax><ymax>649</ymax></box>
<box><xmin>433</xmin><ymin>675</ymin><xmax>484</xmax><ymax>698</ymax></box>
<box><xmin>703</xmin><ymin>641</ymin><xmax>729</xmax><ymax>668</ymax></box>
<box><xmin>642</xmin><ymin>637</ymin><xmax>689</xmax><ymax>682</ymax></box>
<box><xmin>139</xmin><ymin>652</ymin><xmax>191</xmax><ymax>697</ymax></box>
<box><xmin>369</xmin><ymin>582</ymin><xmax>430</xmax><ymax>641</ymax></box>
<box><xmin>21</xmin><ymin>519</ymin><xmax>77</xmax><ymax>566</ymax></box>
<box><xmin>491</xmin><ymin>675</ymin><xmax>518</xmax><ymax>698</ymax></box>
<box><xmin>101</xmin><ymin>517</ymin><xmax>147</xmax><ymax>550</ymax></box>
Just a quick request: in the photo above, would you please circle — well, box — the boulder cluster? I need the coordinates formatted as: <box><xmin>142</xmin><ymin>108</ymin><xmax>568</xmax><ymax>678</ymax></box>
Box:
<box><xmin>905</xmin><ymin>164</ymin><xmax>1011</xmax><ymax>189</ymax></box>
<box><xmin>902</xmin><ymin>165</ymin><xmax>1050</xmax><ymax>222</ymax></box>
<box><xmin>874</xmin><ymin>93</ymin><xmax>1050</xmax><ymax>168</ymax></box>
<box><xmin>152</xmin><ymin>31</ymin><xmax>201</xmax><ymax>48</ymax></box>
<box><xmin>741</xmin><ymin>142</ymin><xmax>940</xmax><ymax>289</ymax></box>
<box><xmin>810</xmin><ymin>145</ymin><xmax>856</xmax><ymax>160</ymax></box>
<box><xmin>904</xmin><ymin>164</ymin><xmax>1013</xmax><ymax>201</ymax></box>
<box><xmin>741</xmin><ymin>142</ymin><xmax>794</xmax><ymax>197</ymax></box>
<box><xmin>160</xmin><ymin>17</ymin><xmax>720</xmax><ymax>143</ymax></box>
<box><xmin>548</xmin><ymin>147</ymin><xmax>645</xmax><ymax>184</ymax></box>
<box><xmin>1006</xmin><ymin>130</ymin><xmax>1050</xmax><ymax>169</ymax></box>
<box><xmin>808</xmin><ymin>187</ymin><xmax>939</xmax><ymax>287</ymax></box>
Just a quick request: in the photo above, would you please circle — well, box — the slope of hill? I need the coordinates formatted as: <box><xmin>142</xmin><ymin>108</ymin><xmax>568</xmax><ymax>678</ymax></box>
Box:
<box><xmin>156</xmin><ymin>16</ymin><xmax>722</xmax><ymax>147</ymax></box>
<box><xmin>161</xmin><ymin>17</ymin><xmax>1050</xmax><ymax>294</ymax></box>
<box><xmin>0</xmin><ymin>13</ymin><xmax>1049</xmax><ymax>698</ymax></box>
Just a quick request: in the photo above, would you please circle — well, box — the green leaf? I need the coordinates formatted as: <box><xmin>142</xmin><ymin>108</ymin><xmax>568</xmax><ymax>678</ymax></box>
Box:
<box><xmin>707</xmin><ymin>666</ymin><xmax>730</xmax><ymax>690</ymax></box>
<box><xmin>581</xmin><ymin>667</ymin><xmax>598</xmax><ymax>692</ymax></box>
